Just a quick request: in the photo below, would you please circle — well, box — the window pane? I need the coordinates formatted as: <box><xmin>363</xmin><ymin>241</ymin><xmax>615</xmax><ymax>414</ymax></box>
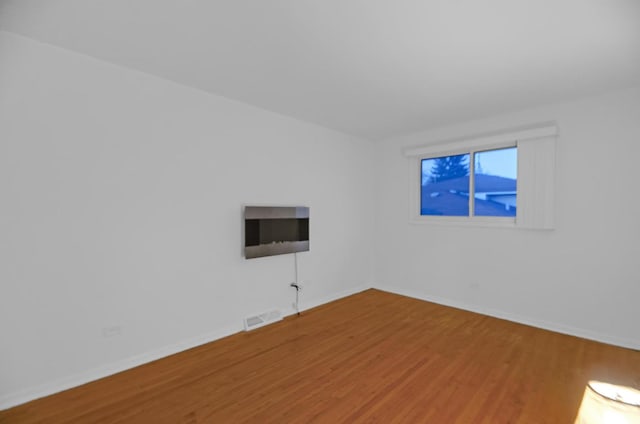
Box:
<box><xmin>473</xmin><ymin>147</ymin><xmax>517</xmax><ymax>217</ymax></box>
<box><xmin>421</xmin><ymin>153</ymin><xmax>470</xmax><ymax>216</ymax></box>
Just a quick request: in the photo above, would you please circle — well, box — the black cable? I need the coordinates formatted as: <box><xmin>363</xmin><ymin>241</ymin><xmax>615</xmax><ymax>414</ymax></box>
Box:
<box><xmin>292</xmin><ymin>253</ymin><xmax>300</xmax><ymax>316</ymax></box>
<box><xmin>291</xmin><ymin>282</ymin><xmax>300</xmax><ymax>316</ymax></box>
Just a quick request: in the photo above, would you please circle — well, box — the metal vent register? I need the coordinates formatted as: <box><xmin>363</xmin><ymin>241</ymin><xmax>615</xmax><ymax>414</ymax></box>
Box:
<box><xmin>243</xmin><ymin>310</ymin><xmax>282</xmax><ymax>331</ymax></box>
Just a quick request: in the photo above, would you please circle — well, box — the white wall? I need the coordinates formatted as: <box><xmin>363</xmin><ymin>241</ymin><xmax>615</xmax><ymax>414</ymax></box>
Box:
<box><xmin>374</xmin><ymin>86</ymin><xmax>640</xmax><ymax>350</ymax></box>
<box><xmin>0</xmin><ymin>31</ymin><xmax>374</xmax><ymax>407</ymax></box>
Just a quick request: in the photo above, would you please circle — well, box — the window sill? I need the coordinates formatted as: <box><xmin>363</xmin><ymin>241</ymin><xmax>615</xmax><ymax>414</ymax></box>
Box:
<box><xmin>409</xmin><ymin>216</ymin><xmax>517</xmax><ymax>228</ymax></box>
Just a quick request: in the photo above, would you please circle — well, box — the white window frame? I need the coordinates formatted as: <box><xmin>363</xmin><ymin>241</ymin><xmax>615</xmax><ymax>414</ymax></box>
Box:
<box><xmin>404</xmin><ymin>123</ymin><xmax>557</xmax><ymax>229</ymax></box>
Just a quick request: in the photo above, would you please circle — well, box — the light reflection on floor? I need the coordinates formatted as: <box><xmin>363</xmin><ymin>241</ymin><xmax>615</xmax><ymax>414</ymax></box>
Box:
<box><xmin>574</xmin><ymin>381</ymin><xmax>640</xmax><ymax>424</ymax></box>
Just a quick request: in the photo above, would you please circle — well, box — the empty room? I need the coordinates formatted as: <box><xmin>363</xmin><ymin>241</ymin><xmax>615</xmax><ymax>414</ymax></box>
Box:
<box><xmin>1</xmin><ymin>1</ymin><xmax>640</xmax><ymax>423</ymax></box>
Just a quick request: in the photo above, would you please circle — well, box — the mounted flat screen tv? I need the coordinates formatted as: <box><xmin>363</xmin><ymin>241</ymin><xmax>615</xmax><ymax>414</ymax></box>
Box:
<box><xmin>244</xmin><ymin>206</ymin><xmax>309</xmax><ymax>259</ymax></box>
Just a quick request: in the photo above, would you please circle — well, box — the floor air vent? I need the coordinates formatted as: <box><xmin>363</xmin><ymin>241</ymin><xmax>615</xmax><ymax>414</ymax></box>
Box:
<box><xmin>244</xmin><ymin>309</ymin><xmax>282</xmax><ymax>331</ymax></box>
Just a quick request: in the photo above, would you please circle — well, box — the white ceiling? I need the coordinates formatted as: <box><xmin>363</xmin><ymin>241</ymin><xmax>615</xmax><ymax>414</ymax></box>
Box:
<box><xmin>1</xmin><ymin>0</ymin><xmax>639</xmax><ymax>140</ymax></box>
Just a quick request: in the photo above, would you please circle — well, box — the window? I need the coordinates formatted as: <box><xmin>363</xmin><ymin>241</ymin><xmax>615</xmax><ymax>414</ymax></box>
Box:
<box><xmin>420</xmin><ymin>153</ymin><xmax>470</xmax><ymax>216</ymax></box>
<box><xmin>474</xmin><ymin>148</ymin><xmax>517</xmax><ymax>217</ymax></box>
<box><xmin>420</xmin><ymin>147</ymin><xmax>516</xmax><ymax>218</ymax></box>
<box><xmin>405</xmin><ymin>124</ymin><xmax>557</xmax><ymax>229</ymax></box>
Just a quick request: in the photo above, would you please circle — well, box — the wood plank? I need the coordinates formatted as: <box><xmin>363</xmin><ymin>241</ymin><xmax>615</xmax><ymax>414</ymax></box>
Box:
<box><xmin>1</xmin><ymin>289</ymin><xmax>639</xmax><ymax>423</ymax></box>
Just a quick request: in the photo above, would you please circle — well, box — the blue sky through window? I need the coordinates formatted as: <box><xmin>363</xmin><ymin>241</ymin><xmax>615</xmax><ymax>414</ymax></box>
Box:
<box><xmin>475</xmin><ymin>147</ymin><xmax>517</xmax><ymax>179</ymax></box>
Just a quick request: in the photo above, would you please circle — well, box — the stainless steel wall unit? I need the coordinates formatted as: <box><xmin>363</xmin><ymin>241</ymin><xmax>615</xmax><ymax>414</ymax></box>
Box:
<box><xmin>244</xmin><ymin>206</ymin><xmax>310</xmax><ymax>259</ymax></box>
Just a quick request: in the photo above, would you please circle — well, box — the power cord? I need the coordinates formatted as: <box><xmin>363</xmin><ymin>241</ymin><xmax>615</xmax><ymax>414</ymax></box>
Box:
<box><xmin>291</xmin><ymin>252</ymin><xmax>301</xmax><ymax>316</ymax></box>
<box><xmin>290</xmin><ymin>282</ymin><xmax>300</xmax><ymax>316</ymax></box>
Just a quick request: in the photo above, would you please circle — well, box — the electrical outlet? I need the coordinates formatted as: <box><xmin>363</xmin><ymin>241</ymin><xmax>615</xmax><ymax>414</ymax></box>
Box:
<box><xmin>102</xmin><ymin>326</ymin><xmax>122</xmax><ymax>338</ymax></box>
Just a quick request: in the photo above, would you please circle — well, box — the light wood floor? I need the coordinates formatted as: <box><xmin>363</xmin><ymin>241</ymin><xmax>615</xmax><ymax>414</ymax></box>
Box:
<box><xmin>2</xmin><ymin>289</ymin><xmax>639</xmax><ymax>423</ymax></box>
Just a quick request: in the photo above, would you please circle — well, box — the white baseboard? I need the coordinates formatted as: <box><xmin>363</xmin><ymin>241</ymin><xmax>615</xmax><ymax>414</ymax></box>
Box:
<box><xmin>0</xmin><ymin>284</ymin><xmax>371</xmax><ymax>411</ymax></box>
<box><xmin>374</xmin><ymin>284</ymin><xmax>640</xmax><ymax>351</ymax></box>
<box><xmin>294</xmin><ymin>283</ymin><xmax>370</xmax><ymax>315</ymax></box>
<box><xmin>0</xmin><ymin>322</ymin><xmax>243</xmax><ymax>411</ymax></box>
